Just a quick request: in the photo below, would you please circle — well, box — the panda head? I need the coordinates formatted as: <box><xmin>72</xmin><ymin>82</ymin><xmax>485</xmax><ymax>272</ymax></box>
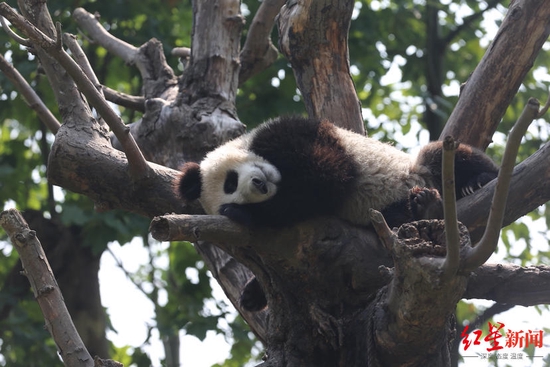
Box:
<box><xmin>176</xmin><ymin>141</ymin><xmax>281</xmax><ymax>215</ymax></box>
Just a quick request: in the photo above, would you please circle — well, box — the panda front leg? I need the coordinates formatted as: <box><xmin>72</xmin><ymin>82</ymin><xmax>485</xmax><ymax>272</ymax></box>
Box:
<box><xmin>219</xmin><ymin>203</ymin><xmax>258</xmax><ymax>226</ymax></box>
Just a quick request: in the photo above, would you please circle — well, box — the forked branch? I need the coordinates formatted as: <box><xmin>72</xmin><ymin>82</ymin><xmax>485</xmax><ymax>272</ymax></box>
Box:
<box><xmin>441</xmin><ymin>136</ymin><xmax>460</xmax><ymax>279</ymax></box>
<box><xmin>461</xmin><ymin>98</ymin><xmax>540</xmax><ymax>272</ymax></box>
<box><xmin>0</xmin><ymin>3</ymin><xmax>149</xmax><ymax>178</ymax></box>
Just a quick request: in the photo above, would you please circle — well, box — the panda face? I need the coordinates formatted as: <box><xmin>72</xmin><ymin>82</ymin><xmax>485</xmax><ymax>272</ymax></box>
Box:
<box><xmin>198</xmin><ymin>140</ymin><xmax>281</xmax><ymax>215</ymax></box>
<box><xmin>222</xmin><ymin>161</ymin><xmax>280</xmax><ymax>202</ymax></box>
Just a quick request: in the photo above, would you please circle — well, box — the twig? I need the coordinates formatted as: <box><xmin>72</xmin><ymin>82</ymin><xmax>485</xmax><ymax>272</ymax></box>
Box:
<box><xmin>0</xmin><ymin>4</ymin><xmax>149</xmax><ymax>178</ymax></box>
<box><xmin>461</xmin><ymin>98</ymin><xmax>540</xmax><ymax>272</ymax></box>
<box><xmin>0</xmin><ymin>15</ymin><xmax>30</xmax><ymax>46</ymax></box>
<box><xmin>106</xmin><ymin>245</ymin><xmax>150</xmax><ymax>297</ymax></box>
<box><xmin>63</xmin><ymin>32</ymin><xmax>102</xmax><ymax>95</ymax></box>
<box><xmin>441</xmin><ymin>0</ymin><xmax>502</xmax><ymax>47</ymax></box>
<box><xmin>536</xmin><ymin>91</ymin><xmax>550</xmax><ymax>118</ymax></box>
<box><xmin>103</xmin><ymin>85</ymin><xmax>145</xmax><ymax>112</ymax></box>
<box><xmin>239</xmin><ymin>0</ymin><xmax>285</xmax><ymax>84</ymax></box>
<box><xmin>441</xmin><ymin>136</ymin><xmax>460</xmax><ymax>279</ymax></box>
<box><xmin>369</xmin><ymin>209</ymin><xmax>395</xmax><ymax>252</ymax></box>
<box><xmin>468</xmin><ymin>302</ymin><xmax>515</xmax><ymax>331</ymax></box>
<box><xmin>72</xmin><ymin>8</ymin><xmax>138</xmax><ymax>65</ymax></box>
<box><xmin>64</xmin><ymin>32</ymin><xmax>145</xmax><ymax>112</ymax></box>
<box><xmin>0</xmin><ymin>209</ymin><xmax>93</xmax><ymax>367</ymax></box>
<box><xmin>171</xmin><ymin>47</ymin><xmax>190</xmax><ymax>59</ymax></box>
<box><xmin>0</xmin><ymin>53</ymin><xmax>61</xmax><ymax>133</ymax></box>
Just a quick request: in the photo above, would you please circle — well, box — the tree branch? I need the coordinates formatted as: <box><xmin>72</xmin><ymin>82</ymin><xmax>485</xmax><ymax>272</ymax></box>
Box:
<box><xmin>239</xmin><ymin>0</ymin><xmax>285</xmax><ymax>84</ymax></box>
<box><xmin>457</xmin><ymin>139</ymin><xmax>550</xmax><ymax>242</ymax></box>
<box><xmin>372</xmin><ymin>220</ymin><xmax>470</xmax><ymax>366</ymax></box>
<box><xmin>0</xmin><ymin>14</ymin><xmax>29</xmax><ymax>45</ymax></box>
<box><xmin>73</xmin><ymin>8</ymin><xmax>177</xmax><ymax>99</ymax></box>
<box><xmin>441</xmin><ymin>0</ymin><xmax>502</xmax><ymax>47</ymax></box>
<box><xmin>441</xmin><ymin>137</ymin><xmax>460</xmax><ymax>279</ymax></box>
<box><xmin>72</xmin><ymin>8</ymin><xmax>138</xmax><ymax>64</ymax></box>
<box><xmin>63</xmin><ymin>32</ymin><xmax>103</xmax><ymax>96</ymax></box>
<box><xmin>461</xmin><ymin>98</ymin><xmax>539</xmax><ymax>272</ymax></box>
<box><xmin>0</xmin><ymin>53</ymin><xmax>61</xmax><ymax>133</ymax></box>
<box><xmin>465</xmin><ymin>263</ymin><xmax>550</xmax><ymax>306</ymax></box>
<box><xmin>440</xmin><ymin>0</ymin><xmax>550</xmax><ymax>149</ymax></box>
<box><xmin>102</xmin><ymin>86</ymin><xmax>145</xmax><ymax>112</ymax></box>
<box><xmin>150</xmin><ymin>214</ymin><xmax>251</xmax><ymax>250</ymax></box>
<box><xmin>277</xmin><ymin>0</ymin><xmax>363</xmax><ymax>133</ymax></box>
<box><xmin>0</xmin><ymin>3</ymin><xmax>149</xmax><ymax>178</ymax></box>
<box><xmin>0</xmin><ymin>209</ymin><xmax>94</xmax><ymax>367</ymax></box>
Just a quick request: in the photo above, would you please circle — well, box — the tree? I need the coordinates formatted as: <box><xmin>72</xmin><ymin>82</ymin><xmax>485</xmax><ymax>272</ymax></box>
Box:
<box><xmin>0</xmin><ymin>0</ymin><xmax>549</xmax><ymax>366</ymax></box>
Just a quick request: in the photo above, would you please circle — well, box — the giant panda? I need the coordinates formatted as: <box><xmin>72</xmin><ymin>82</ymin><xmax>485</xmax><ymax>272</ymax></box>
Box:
<box><xmin>176</xmin><ymin>116</ymin><xmax>498</xmax><ymax>310</ymax></box>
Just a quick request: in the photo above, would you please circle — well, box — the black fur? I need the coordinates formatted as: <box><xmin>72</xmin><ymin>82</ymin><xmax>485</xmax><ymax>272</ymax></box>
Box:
<box><xmin>240</xmin><ymin>277</ymin><xmax>267</xmax><ymax>312</ymax></box>
<box><xmin>177</xmin><ymin>162</ymin><xmax>202</xmax><ymax>201</ymax></box>
<box><xmin>416</xmin><ymin>141</ymin><xmax>498</xmax><ymax>199</ymax></box>
<box><xmin>221</xmin><ymin>116</ymin><xmax>359</xmax><ymax>227</ymax></box>
<box><xmin>380</xmin><ymin>142</ymin><xmax>498</xmax><ymax>228</ymax></box>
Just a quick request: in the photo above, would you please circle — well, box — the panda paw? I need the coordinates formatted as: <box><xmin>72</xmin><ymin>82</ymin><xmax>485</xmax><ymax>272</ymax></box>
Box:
<box><xmin>410</xmin><ymin>187</ymin><xmax>443</xmax><ymax>220</ymax></box>
<box><xmin>219</xmin><ymin>203</ymin><xmax>254</xmax><ymax>226</ymax></box>
<box><xmin>240</xmin><ymin>277</ymin><xmax>267</xmax><ymax>312</ymax></box>
<box><xmin>460</xmin><ymin>172</ymin><xmax>498</xmax><ymax>198</ymax></box>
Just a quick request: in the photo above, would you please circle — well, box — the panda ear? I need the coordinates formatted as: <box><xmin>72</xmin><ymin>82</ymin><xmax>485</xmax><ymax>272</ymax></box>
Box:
<box><xmin>176</xmin><ymin>162</ymin><xmax>202</xmax><ymax>201</ymax></box>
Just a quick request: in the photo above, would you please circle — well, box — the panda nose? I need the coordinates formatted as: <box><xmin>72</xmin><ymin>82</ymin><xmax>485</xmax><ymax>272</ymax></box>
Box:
<box><xmin>252</xmin><ymin>178</ymin><xmax>268</xmax><ymax>194</ymax></box>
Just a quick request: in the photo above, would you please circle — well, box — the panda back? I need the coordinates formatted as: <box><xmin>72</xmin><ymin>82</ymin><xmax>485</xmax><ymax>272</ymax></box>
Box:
<box><xmin>245</xmin><ymin>116</ymin><xmax>359</xmax><ymax>225</ymax></box>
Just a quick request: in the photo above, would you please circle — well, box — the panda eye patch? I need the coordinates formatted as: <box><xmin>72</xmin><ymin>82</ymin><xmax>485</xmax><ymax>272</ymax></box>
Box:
<box><xmin>224</xmin><ymin>170</ymin><xmax>239</xmax><ymax>194</ymax></box>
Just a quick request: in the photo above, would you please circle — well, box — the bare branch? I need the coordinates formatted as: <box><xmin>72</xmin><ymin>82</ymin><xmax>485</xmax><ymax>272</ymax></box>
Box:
<box><xmin>536</xmin><ymin>90</ymin><xmax>550</xmax><ymax>118</ymax></box>
<box><xmin>0</xmin><ymin>53</ymin><xmax>61</xmax><ymax>133</ymax></box>
<box><xmin>0</xmin><ymin>209</ymin><xmax>94</xmax><ymax>367</ymax></box>
<box><xmin>277</xmin><ymin>0</ymin><xmax>363</xmax><ymax>133</ymax></box>
<box><xmin>465</xmin><ymin>263</ymin><xmax>550</xmax><ymax>306</ymax></box>
<box><xmin>461</xmin><ymin>98</ymin><xmax>539</xmax><ymax>272</ymax></box>
<box><xmin>441</xmin><ymin>136</ymin><xmax>460</xmax><ymax>279</ymax></box>
<box><xmin>369</xmin><ymin>209</ymin><xmax>395</xmax><ymax>252</ymax></box>
<box><xmin>0</xmin><ymin>15</ymin><xmax>29</xmax><ymax>45</ymax></box>
<box><xmin>150</xmin><ymin>214</ymin><xmax>251</xmax><ymax>250</ymax></box>
<box><xmin>72</xmin><ymin>8</ymin><xmax>138</xmax><ymax>64</ymax></box>
<box><xmin>441</xmin><ymin>0</ymin><xmax>550</xmax><ymax>149</ymax></box>
<box><xmin>103</xmin><ymin>86</ymin><xmax>145</xmax><ymax>112</ymax></box>
<box><xmin>63</xmin><ymin>32</ymin><xmax>102</xmax><ymax>95</ymax></box>
<box><xmin>441</xmin><ymin>0</ymin><xmax>502</xmax><ymax>47</ymax></box>
<box><xmin>0</xmin><ymin>3</ymin><xmax>149</xmax><ymax>178</ymax></box>
<box><xmin>171</xmin><ymin>47</ymin><xmax>190</xmax><ymax>59</ymax></box>
<box><xmin>73</xmin><ymin>7</ymin><xmax>177</xmax><ymax>96</ymax></box>
<box><xmin>239</xmin><ymin>0</ymin><xmax>285</xmax><ymax>84</ymax></box>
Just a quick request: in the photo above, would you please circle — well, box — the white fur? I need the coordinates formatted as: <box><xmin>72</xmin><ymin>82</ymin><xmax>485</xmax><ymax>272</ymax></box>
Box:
<box><xmin>332</xmin><ymin>128</ymin><xmax>430</xmax><ymax>225</ymax></box>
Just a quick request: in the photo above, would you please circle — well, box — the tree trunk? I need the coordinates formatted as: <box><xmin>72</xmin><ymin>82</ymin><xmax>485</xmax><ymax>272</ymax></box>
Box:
<box><xmin>3</xmin><ymin>0</ymin><xmax>550</xmax><ymax>366</ymax></box>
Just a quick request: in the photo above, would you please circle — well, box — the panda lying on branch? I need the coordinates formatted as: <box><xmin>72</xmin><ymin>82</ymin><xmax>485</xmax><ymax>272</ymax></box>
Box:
<box><xmin>176</xmin><ymin>116</ymin><xmax>498</xmax><ymax>311</ymax></box>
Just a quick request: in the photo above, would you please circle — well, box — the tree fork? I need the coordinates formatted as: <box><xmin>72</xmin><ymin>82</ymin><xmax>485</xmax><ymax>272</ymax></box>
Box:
<box><xmin>441</xmin><ymin>0</ymin><xmax>550</xmax><ymax>149</ymax></box>
<box><xmin>277</xmin><ymin>0</ymin><xmax>364</xmax><ymax>133</ymax></box>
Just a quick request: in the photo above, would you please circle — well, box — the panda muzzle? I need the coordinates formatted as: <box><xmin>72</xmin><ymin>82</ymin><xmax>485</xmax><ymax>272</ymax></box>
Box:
<box><xmin>252</xmin><ymin>178</ymin><xmax>268</xmax><ymax>194</ymax></box>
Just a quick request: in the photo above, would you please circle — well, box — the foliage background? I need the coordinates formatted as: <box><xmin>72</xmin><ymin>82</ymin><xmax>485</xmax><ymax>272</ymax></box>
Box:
<box><xmin>0</xmin><ymin>0</ymin><xmax>549</xmax><ymax>366</ymax></box>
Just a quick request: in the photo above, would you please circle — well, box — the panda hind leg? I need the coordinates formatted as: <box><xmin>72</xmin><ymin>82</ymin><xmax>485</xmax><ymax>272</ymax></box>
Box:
<box><xmin>381</xmin><ymin>187</ymin><xmax>443</xmax><ymax>228</ymax></box>
<box><xmin>240</xmin><ymin>277</ymin><xmax>267</xmax><ymax>312</ymax></box>
<box><xmin>409</xmin><ymin>187</ymin><xmax>443</xmax><ymax>220</ymax></box>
